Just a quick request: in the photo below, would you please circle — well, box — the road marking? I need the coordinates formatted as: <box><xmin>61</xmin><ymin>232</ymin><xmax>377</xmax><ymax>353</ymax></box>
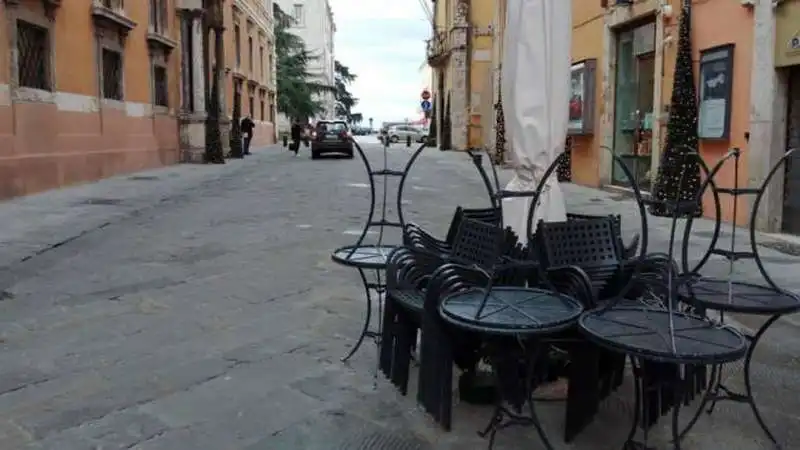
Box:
<box><xmin>296</xmin><ymin>224</ymin><xmax>312</xmax><ymax>229</ymax></box>
<box><xmin>411</xmin><ymin>186</ymin><xmax>436</xmax><ymax>192</ymax></box>
<box><xmin>347</xmin><ymin>183</ymin><xmax>369</xmax><ymax>188</ymax></box>
<box><xmin>343</xmin><ymin>229</ymin><xmax>377</xmax><ymax>235</ymax></box>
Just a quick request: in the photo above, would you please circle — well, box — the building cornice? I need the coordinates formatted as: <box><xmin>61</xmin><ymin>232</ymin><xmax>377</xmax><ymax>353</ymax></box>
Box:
<box><xmin>233</xmin><ymin>0</ymin><xmax>274</xmax><ymax>39</ymax></box>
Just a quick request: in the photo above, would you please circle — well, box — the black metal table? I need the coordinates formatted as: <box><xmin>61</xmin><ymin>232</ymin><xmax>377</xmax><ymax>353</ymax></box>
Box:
<box><xmin>331</xmin><ymin>244</ymin><xmax>398</xmax><ymax>362</ymax></box>
<box><xmin>579</xmin><ymin>307</ymin><xmax>747</xmax><ymax>449</ymax></box>
<box><xmin>330</xmin><ymin>142</ymin><xmax>428</xmax><ymax>364</ymax></box>
<box><xmin>677</xmin><ymin>278</ymin><xmax>800</xmax><ymax>448</ymax></box>
<box><xmin>439</xmin><ymin>286</ymin><xmax>584</xmax><ymax>450</ymax></box>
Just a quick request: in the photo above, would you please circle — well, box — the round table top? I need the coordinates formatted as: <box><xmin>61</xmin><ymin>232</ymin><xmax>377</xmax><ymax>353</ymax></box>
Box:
<box><xmin>579</xmin><ymin>307</ymin><xmax>747</xmax><ymax>364</ymax></box>
<box><xmin>678</xmin><ymin>278</ymin><xmax>800</xmax><ymax>315</ymax></box>
<box><xmin>439</xmin><ymin>287</ymin><xmax>584</xmax><ymax>336</ymax></box>
<box><xmin>331</xmin><ymin>244</ymin><xmax>397</xmax><ymax>269</ymax></box>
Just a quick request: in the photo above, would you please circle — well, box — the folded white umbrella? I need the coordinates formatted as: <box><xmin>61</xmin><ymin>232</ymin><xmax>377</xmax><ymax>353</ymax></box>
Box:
<box><xmin>501</xmin><ymin>0</ymin><xmax>571</xmax><ymax>243</ymax></box>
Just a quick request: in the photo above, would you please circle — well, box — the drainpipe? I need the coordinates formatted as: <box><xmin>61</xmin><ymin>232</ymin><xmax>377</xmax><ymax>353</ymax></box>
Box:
<box><xmin>649</xmin><ymin>1</ymin><xmax>667</xmax><ymax>181</ymax></box>
<box><xmin>465</xmin><ymin>2</ymin><xmax>472</xmax><ymax>150</ymax></box>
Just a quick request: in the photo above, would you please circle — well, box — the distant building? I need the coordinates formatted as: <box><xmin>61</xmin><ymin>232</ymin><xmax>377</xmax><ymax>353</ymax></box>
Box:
<box><xmin>222</xmin><ymin>0</ymin><xmax>278</xmax><ymax>147</ymax></box>
<box><xmin>275</xmin><ymin>0</ymin><xmax>336</xmax><ymax>130</ymax></box>
<box><xmin>427</xmin><ymin>0</ymin><xmax>493</xmax><ymax>151</ymax></box>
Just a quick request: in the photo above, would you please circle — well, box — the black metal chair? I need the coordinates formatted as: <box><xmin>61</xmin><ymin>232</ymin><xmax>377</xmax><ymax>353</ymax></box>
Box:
<box><xmin>533</xmin><ymin>216</ymin><xmax>632</xmax><ymax>441</ymax></box>
<box><xmin>380</xmin><ymin>247</ymin><xmax>438</xmax><ymax>395</ymax></box>
<box><xmin>403</xmin><ymin>206</ymin><xmax>502</xmax><ymax>257</ymax></box>
<box><xmin>566</xmin><ymin>213</ymin><xmax>640</xmax><ymax>260</ymax></box>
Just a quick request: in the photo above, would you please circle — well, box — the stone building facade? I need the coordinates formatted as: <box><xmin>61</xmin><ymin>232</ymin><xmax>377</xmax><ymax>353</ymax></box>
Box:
<box><xmin>223</xmin><ymin>0</ymin><xmax>276</xmax><ymax>147</ymax></box>
<box><xmin>0</xmin><ymin>0</ymin><xmax>182</xmax><ymax>198</ymax></box>
<box><xmin>428</xmin><ymin>0</ymin><xmax>494</xmax><ymax>152</ymax></box>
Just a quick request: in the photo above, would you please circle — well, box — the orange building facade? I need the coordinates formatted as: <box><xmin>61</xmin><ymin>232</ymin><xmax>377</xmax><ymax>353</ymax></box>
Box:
<box><xmin>0</xmin><ymin>0</ymin><xmax>182</xmax><ymax>199</ymax></box>
<box><xmin>567</xmin><ymin>0</ymin><xmax>796</xmax><ymax>230</ymax></box>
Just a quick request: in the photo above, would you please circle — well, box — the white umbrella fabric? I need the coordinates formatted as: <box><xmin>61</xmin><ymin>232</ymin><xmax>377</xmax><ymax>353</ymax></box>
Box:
<box><xmin>501</xmin><ymin>0</ymin><xmax>571</xmax><ymax>243</ymax></box>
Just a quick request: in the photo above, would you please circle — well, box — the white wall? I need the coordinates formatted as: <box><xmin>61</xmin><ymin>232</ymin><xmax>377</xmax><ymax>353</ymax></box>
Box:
<box><xmin>276</xmin><ymin>0</ymin><xmax>336</xmax><ymax>123</ymax></box>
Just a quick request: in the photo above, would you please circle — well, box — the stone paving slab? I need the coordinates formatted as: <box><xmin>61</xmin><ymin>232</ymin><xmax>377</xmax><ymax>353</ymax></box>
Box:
<box><xmin>0</xmin><ymin>142</ymin><xmax>796</xmax><ymax>449</ymax></box>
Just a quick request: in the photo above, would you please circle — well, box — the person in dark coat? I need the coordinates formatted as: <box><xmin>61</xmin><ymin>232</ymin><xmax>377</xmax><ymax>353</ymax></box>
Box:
<box><xmin>241</xmin><ymin>116</ymin><xmax>255</xmax><ymax>155</ymax></box>
<box><xmin>290</xmin><ymin>120</ymin><xmax>302</xmax><ymax>155</ymax></box>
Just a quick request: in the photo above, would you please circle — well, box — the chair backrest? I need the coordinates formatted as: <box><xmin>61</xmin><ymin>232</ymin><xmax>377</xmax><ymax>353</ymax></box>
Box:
<box><xmin>536</xmin><ymin>217</ymin><xmax>621</xmax><ymax>296</ymax></box>
<box><xmin>566</xmin><ymin>213</ymin><xmax>624</xmax><ymax>257</ymax></box>
<box><xmin>445</xmin><ymin>206</ymin><xmax>502</xmax><ymax>245</ymax></box>
<box><xmin>450</xmin><ymin>217</ymin><xmax>504</xmax><ymax>269</ymax></box>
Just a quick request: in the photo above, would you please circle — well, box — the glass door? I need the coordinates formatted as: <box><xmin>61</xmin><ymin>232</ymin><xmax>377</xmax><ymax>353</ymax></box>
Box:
<box><xmin>612</xmin><ymin>31</ymin><xmax>636</xmax><ymax>185</ymax></box>
<box><xmin>612</xmin><ymin>23</ymin><xmax>656</xmax><ymax>191</ymax></box>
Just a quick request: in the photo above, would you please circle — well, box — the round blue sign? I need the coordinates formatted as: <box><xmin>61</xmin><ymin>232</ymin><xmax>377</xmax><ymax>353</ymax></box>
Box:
<box><xmin>421</xmin><ymin>100</ymin><xmax>432</xmax><ymax>111</ymax></box>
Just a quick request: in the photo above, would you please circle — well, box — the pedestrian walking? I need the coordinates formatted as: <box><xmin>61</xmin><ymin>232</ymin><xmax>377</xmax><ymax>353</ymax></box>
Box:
<box><xmin>241</xmin><ymin>116</ymin><xmax>255</xmax><ymax>155</ymax></box>
<box><xmin>290</xmin><ymin>120</ymin><xmax>302</xmax><ymax>155</ymax></box>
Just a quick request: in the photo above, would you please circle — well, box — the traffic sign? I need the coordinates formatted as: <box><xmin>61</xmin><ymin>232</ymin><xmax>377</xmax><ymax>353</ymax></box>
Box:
<box><xmin>421</xmin><ymin>100</ymin><xmax>432</xmax><ymax>111</ymax></box>
<box><xmin>421</xmin><ymin>89</ymin><xmax>431</xmax><ymax>100</ymax></box>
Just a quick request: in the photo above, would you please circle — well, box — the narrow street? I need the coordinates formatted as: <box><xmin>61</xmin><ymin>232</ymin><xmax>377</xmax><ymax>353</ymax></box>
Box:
<box><xmin>0</xmin><ymin>142</ymin><xmax>797</xmax><ymax>449</ymax></box>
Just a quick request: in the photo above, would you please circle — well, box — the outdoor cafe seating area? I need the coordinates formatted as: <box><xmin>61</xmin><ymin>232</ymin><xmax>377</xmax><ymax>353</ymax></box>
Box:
<box><xmin>330</xmin><ymin>141</ymin><xmax>800</xmax><ymax>449</ymax></box>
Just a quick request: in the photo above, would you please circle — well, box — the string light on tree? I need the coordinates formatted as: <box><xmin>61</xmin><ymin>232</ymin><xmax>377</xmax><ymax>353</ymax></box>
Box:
<box><xmin>649</xmin><ymin>0</ymin><xmax>702</xmax><ymax>218</ymax></box>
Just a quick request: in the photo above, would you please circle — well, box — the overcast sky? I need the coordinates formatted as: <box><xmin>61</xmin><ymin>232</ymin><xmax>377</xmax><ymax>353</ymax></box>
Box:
<box><xmin>330</xmin><ymin>0</ymin><xmax>431</xmax><ymax>127</ymax></box>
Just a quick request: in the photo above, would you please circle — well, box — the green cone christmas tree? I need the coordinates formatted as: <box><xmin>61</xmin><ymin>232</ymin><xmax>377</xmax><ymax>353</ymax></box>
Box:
<box><xmin>649</xmin><ymin>0</ymin><xmax>701</xmax><ymax>217</ymax></box>
<box><xmin>229</xmin><ymin>90</ymin><xmax>243</xmax><ymax>158</ymax></box>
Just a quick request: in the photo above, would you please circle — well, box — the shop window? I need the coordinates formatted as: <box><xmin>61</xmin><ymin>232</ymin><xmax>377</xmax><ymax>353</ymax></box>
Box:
<box><xmin>17</xmin><ymin>20</ymin><xmax>51</xmax><ymax>91</ymax></box>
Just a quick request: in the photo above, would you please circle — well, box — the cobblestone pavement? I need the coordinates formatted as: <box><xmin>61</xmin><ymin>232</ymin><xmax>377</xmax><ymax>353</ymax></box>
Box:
<box><xmin>0</xmin><ymin>142</ymin><xmax>797</xmax><ymax>449</ymax></box>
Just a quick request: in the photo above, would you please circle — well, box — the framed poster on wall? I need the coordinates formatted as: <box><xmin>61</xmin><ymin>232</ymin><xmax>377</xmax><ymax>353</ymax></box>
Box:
<box><xmin>698</xmin><ymin>44</ymin><xmax>734</xmax><ymax>140</ymax></box>
<box><xmin>568</xmin><ymin>59</ymin><xmax>596</xmax><ymax>136</ymax></box>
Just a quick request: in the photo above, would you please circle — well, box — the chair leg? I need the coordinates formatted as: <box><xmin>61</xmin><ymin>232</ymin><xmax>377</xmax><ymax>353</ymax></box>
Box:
<box><xmin>379</xmin><ymin>296</ymin><xmax>397</xmax><ymax>380</ymax></box>
<box><xmin>564</xmin><ymin>344</ymin><xmax>599</xmax><ymax>443</ymax></box>
<box><xmin>394</xmin><ymin>317</ymin><xmax>417</xmax><ymax>396</ymax></box>
<box><xmin>438</xmin><ymin>333</ymin><xmax>454</xmax><ymax>431</ymax></box>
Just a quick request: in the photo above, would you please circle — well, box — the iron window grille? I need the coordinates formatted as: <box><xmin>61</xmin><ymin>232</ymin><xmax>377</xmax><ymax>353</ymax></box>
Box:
<box><xmin>101</xmin><ymin>0</ymin><xmax>125</xmax><ymax>10</ymax></box>
<box><xmin>153</xmin><ymin>65</ymin><xmax>168</xmax><ymax>107</ymax></box>
<box><xmin>102</xmin><ymin>48</ymin><xmax>123</xmax><ymax>100</ymax></box>
<box><xmin>260</xmin><ymin>98</ymin><xmax>265</xmax><ymax>120</ymax></box>
<box><xmin>248</xmin><ymin>36</ymin><xmax>253</xmax><ymax>72</ymax></box>
<box><xmin>17</xmin><ymin>20</ymin><xmax>51</xmax><ymax>91</ymax></box>
<box><xmin>234</xmin><ymin>25</ymin><xmax>241</xmax><ymax>68</ymax></box>
<box><xmin>149</xmin><ymin>0</ymin><xmax>168</xmax><ymax>34</ymax></box>
<box><xmin>259</xmin><ymin>46</ymin><xmax>264</xmax><ymax>79</ymax></box>
<box><xmin>248</xmin><ymin>94</ymin><xmax>254</xmax><ymax>118</ymax></box>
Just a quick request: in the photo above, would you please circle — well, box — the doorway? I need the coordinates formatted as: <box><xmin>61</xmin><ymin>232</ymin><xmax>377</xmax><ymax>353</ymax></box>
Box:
<box><xmin>782</xmin><ymin>67</ymin><xmax>800</xmax><ymax>234</ymax></box>
<box><xmin>612</xmin><ymin>22</ymin><xmax>656</xmax><ymax>191</ymax></box>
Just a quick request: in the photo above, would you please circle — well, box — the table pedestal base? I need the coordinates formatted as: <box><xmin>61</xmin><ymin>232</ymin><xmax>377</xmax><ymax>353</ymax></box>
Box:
<box><xmin>479</xmin><ymin>341</ymin><xmax>555</xmax><ymax>450</ymax></box>
<box><xmin>341</xmin><ymin>268</ymin><xmax>385</xmax><ymax>368</ymax></box>
<box><xmin>678</xmin><ymin>314</ymin><xmax>784</xmax><ymax>450</ymax></box>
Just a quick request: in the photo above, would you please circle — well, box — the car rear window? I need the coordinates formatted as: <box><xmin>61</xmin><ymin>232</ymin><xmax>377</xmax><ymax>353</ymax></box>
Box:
<box><xmin>318</xmin><ymin>122</ymin><xmax>347</xmax><ymax>132</ymax></box>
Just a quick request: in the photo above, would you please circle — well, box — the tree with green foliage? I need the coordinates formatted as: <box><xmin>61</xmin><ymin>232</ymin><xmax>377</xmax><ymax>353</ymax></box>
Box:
<box><xmin>334</xmin><ymin>60</ymin><xmax>358</xmax><ymax>120</ymax></box>
<box><xmin>274</xmin><ymin>4</ymin><xmax>334</xmax><ymax>122</ymax></box>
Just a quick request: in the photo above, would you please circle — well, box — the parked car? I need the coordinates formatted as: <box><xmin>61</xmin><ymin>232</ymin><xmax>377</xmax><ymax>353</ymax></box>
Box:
<box><xmin>311</xmin><ymin>120</ymin><xmax>354</xmax><ymax>159</ymax></box>
<box><xmin>386</xmin><ymin>125</ymin><xmax>427</xmax><ymax>143</ymax></box>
